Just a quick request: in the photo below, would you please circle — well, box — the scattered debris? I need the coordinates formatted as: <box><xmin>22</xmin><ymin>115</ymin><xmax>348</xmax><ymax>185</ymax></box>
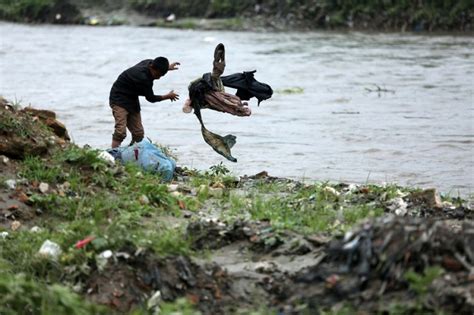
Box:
<box><xmin>4</xmin><ymin>179</ymin><xmax>16</xmax><ymax>190</ymax></box>
<box><xmin>98</xmin><ymin>151</ymin><xmax>115</xmax><ymax>165</ymax></box>
<box><xmin>30</xmin><ymin>226</ymin><xmax>42</xmax><ymax>233</ymax></box>
<box><xmin>75</xmin><ymin>236</ymin><xmax>95</xmax><ymax>249</ymax></box>
<box><xmin>10</xmin><ymin>220</ymin><xmax>21</xmax><ymax>231</ymax></box>
<box><xmin>38</xmin><ymin>240</ymin><xmax>62</xmax><ymax>260</ymax></box>
<box><xmin>387</xmin><ymin>197</ymin><xmax>408</xmax><ymax>215</ymax></box>
<box><xmin>39</xmin><ymin>182</ymin><xmax>49</xmax><ymax>194</ymax></box>
<box><xmin>364</xmin><ymin>83</ymin><xmax>395</xmax><ymax>96</ymax></box>
<box><xmin>0</xmin><ymin>155</ymin><xmax>9</xmax><ymax>164</ymax></box>
<box><xmin>147</xmin><ymin>290</ymin><xmax>162</xmax><ymax>313</ymax></box>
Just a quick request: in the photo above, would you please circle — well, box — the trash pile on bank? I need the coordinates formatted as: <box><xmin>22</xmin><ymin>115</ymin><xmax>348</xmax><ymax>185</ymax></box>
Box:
<box><xmin>186</xmin><ymin>216</ymin><xmax>473</xmax><ymax>314</ymax></box>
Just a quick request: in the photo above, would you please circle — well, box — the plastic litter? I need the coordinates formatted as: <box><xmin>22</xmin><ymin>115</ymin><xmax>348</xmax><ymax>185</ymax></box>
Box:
<box><xmin>38</xmin><ymin>240</ymin><xmax>62</xmax><ymax>260</ymax></box>
<box><xmin>147</xmin><ymin>290</ymin><xmax>162</xmax><ymax>311</ymax></box>
<box><xmin>108</xmin><ymin>139</ymin><xmax>176</xmax><ymax>181</ymax></box>
<box><xmin>75</xmin><ymin>236</ymin><xmax>95</xmax><ymax>249</ymax></box>
<box><xmin>96</xmin><ymin>250</ymin><xmax>113</xmax><ymax>271</ymax></box>
<box><xmin>5</xmin><ymin>179</ymin><xmax>16</xmax><ymax>190</ymax></box>
<box><xmin>98</xmin><ymin>151</ymin><xmax>115</xmax><ymax>165</ymax></box>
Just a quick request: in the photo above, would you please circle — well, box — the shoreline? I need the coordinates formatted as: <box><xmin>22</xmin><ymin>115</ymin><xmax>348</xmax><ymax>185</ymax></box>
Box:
<box><xmin>2</xmin><ymin>17</ymin><xmax>474</xmax><ymax>35</ymax></box>
<box><xmin>1</xmin><ymin>0</ymin><xmax>472</xmax><ymax>33</ymax></box>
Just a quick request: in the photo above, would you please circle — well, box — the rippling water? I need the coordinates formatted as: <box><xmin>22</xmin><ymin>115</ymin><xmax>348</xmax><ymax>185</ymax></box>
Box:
<box><xmin>1</xmin><ymin>23</ymin><xmax>473</xmax><ymax>195</ymax></box>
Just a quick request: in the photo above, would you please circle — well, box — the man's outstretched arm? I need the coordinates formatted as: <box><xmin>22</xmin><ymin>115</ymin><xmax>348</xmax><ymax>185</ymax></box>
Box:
<box><xmin>145</xmin><ymin>87</ymin><xmax>179</xmax><ymax>103</ymax></box>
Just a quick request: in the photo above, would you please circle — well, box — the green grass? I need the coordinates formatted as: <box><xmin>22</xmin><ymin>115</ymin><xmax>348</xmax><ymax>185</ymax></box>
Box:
<box><xmin>0</xmin><ymin>273</ymin><xmax>107</xmax><ymax>315</ymax></box>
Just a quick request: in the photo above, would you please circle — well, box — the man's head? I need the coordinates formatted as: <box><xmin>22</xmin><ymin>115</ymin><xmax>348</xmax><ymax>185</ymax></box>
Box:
<box><xmin>149</xmin><ymin>57</ymin><xmax>169</xmax><ymax>79</ymax></box>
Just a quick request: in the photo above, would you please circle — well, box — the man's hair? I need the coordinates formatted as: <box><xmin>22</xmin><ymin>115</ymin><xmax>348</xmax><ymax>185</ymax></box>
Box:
<box><xmin>152</xmin><ymin>57</ymin><xmax>169</xmax><ymax>75</ymax></box>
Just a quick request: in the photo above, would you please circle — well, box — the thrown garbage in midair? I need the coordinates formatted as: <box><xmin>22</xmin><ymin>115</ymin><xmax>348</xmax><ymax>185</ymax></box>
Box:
<box><xmin>186</xmin><ymin>43</ymin><xmax>273</xmax><ymax>162</ymax></box>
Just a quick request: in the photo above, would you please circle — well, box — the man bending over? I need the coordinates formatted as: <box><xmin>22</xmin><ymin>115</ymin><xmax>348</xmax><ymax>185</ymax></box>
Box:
<box><xmin>109</xmin><ymin>57</ymin><xmax>180</xmax><ymax>148</ymax></box>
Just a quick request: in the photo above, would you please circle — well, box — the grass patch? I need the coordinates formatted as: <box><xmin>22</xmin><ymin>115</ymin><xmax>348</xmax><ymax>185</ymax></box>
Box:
<box><xmin>0</xmin><ymin>273</ymin><xmax>107</xmax><ymax>315</ymax></box>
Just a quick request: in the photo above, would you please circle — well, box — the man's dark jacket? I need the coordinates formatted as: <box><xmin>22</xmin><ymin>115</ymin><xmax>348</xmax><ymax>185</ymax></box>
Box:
<box><xmin>109</xmin><ymin>59</ymin><xmax>163</xmax><ymax>113</ymax></box>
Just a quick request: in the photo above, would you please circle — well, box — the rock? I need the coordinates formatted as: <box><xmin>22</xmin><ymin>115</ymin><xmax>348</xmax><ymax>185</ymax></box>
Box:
<box><xmin>422</xmin><ymin>188</ymin><xmax>443</xmax><ymax>209</ymax></box>
<box><xmin>5</xmin><ymin>179</ymin><xmax>16</xmax><ymax>189</ymax></box>
<box><xmin>11</xmin><ymin>220</ymin><xmax>21</xmax><ymax>231</ymax></box>
<box><xmin>410</xmin><ymin>188</ymin><xmax>443</xmax><ymax>209</ymax></box>
<box><xmin>39</xmin><ymin>182</ymin><xmax>49</xmax><ymax>194</ymax></box>
<box><xmin>139</xmin><ymin>195</ymin><xmax>150</xmax><ymax>205</ymax></box>
<box><xmin>0</xmin><ymin>155</ymin><xmax>9</xmax><ymax>164</ymax></box>
<box><xmin>167</xmin><ymin>184</ymin><xmax>179</xmax><ymax>192</ymax></box>
<box><xmin>38</xmin><ymin>240</ymin><xmax>62</xmax><ymax>260</ymax></box>
<box><xmin>22</xmin><ymin>107</ymin><xmax>70</xmax><ymax>140</ymax></box>
<box><xmin>182</xmin><ymin>210</ymin><xmax>193</xmax><ymax>218</ymax></box>
<box><xmin>30</xmin><ymin>226</ymin><xmax>42</xmax><ymax>233</ymax></box>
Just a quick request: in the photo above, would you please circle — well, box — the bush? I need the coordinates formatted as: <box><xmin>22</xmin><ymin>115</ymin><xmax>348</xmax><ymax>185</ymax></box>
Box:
<box><xmin>0</xmin><ymin>0</ymin><xmax>80</xmax><ymax>23</ymax></box>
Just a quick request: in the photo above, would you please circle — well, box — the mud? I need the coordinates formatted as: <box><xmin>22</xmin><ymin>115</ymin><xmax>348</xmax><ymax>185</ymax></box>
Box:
<box><xmin>81</xmin><ymin>245</ymin><xmax>234</xmax><ymax>314</ymax></box>
<box><xmin>187</xmin><ymin>217</ymin><xmax>474</xmax><ymax>314</ymax></box>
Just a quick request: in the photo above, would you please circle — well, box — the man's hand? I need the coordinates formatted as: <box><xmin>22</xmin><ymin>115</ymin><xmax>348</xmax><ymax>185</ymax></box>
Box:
<box><xmin>165</xmin><ymin>90</ymin><xmax>179</xmax><ymax>102</ymax></box>
<box><xmin>169</xmin><ymin>62</ymin><xmax>180</xmax><ymax>71</ymax></box>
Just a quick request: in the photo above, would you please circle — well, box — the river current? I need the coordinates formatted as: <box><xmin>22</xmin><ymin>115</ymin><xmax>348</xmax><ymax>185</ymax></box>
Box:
<box><xmin>1</xmin><ymin>23</ymin><xmax>473</xmax><ymax>195</ymax></box>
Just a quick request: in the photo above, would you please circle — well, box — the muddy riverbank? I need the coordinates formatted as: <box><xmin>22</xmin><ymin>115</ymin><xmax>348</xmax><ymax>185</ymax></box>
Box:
<box><xmin>1</xmin><ymin>99</ymin><xmax>473</xmax><ymax>314</ymax></box>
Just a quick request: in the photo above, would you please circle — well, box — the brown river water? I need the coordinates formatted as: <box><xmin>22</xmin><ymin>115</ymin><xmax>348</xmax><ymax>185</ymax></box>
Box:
<box><xmin>0</xmin><ymin>23</ymin><xmax>473</xmax><ymax>196</ymax></box>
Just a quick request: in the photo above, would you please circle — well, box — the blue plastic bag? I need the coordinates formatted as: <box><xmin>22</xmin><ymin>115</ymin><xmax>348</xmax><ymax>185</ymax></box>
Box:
<box><xmin>108</xmin><ymin>139</ymin><xmax>176</xmax><ymax>181</ymax></box>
